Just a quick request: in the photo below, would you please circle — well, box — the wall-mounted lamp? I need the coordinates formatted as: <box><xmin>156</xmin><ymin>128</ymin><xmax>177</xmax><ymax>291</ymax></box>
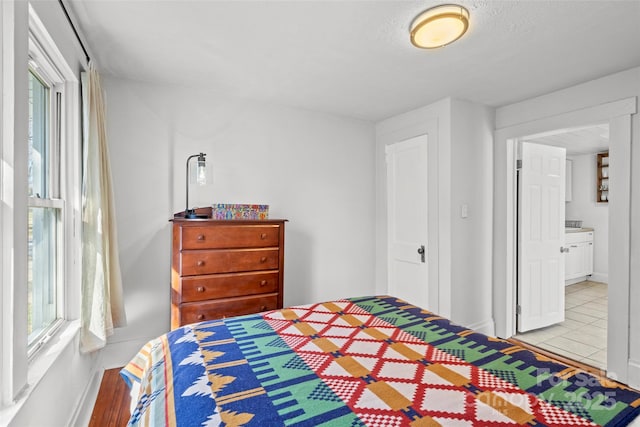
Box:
<box><xmin>185</xmin><ymin>152</ymin><xmax>207</xmax><ymax>219</ymax></box>
<box><xmin>410</xmin><ymin>4</ymin><xmax>470</xmax><ymax>49</ymax></box>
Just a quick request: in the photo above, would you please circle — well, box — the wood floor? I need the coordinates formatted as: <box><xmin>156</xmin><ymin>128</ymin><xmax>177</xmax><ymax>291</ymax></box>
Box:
<box><xmin>89</xmin><ymin>368</ymin><xmax>131</xmax><ymax>427</ymax></box>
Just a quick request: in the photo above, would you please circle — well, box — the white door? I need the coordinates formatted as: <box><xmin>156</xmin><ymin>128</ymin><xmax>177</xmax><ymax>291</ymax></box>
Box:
<box><xmin>518</xmin><ymin>142</ymin><xmax>566</xmax><ymax>332</ymax></box>
<box><xmin>386</xmin><ymin>135</ymin><xmax>428</xmax><ymax>308</ymax></box>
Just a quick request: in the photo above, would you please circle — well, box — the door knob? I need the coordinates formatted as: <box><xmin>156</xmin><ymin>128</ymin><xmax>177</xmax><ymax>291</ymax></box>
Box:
<box><xmin>417</xmin><ymin>245</ymin><xmax>425</xmax><ymax>263</ymax></box>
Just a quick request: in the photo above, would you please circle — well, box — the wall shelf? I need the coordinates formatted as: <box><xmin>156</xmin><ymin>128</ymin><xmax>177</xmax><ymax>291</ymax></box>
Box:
<box><xmin>597</xmin><ymin>151</ymin><xmax>609</xmax><ymax>203</ymax></box>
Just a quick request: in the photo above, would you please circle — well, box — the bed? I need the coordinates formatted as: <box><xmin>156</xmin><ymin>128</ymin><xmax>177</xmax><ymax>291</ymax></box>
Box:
<box><xmin>121</xmin><ymin>295</ymin><xmax>640</xmax><ymax>426</ymax></box>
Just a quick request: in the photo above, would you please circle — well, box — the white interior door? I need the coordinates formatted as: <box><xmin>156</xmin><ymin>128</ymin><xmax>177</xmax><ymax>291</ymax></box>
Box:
<box><xmin>518</xmin><ymin>142</ymin><xmax>566</xmax><ymax>332</ymax></box>
<box><xmin>386</xmin><ymin>135</ymin><xmax>428</xmax><ymax>308</ymax></box>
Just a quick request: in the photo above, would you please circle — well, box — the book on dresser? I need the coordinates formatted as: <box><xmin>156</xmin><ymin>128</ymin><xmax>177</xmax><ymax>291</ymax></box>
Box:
<box><xmin>170</xmin><ymin>209</ymin><xmax>286</xmax><ymax>330</ymax></box>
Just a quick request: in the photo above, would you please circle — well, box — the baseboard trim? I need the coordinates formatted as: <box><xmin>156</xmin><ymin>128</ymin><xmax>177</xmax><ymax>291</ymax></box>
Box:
<box><xmin>102</xmin><ymin>337</ymin><xmax>153</xmax><ymax>369</ymax></box>
<box><xmin>564</xmin><ymin>274</ymin><xmax>609</xmax><ymax>286</ymax></box>
<box><xmin>467</xmin><ymin>318</ymin><xmax>495</xmax><ymax>336</ymax></box>
<box><xmin>70</xmin><ymin>337</ymin><xmax>152</xmax><ymax>425</ymax></box>
<box><xmin>565</xmin><ymin>276</ymin><xmax>589</xmax><ymax>285</ymax></box>
<box><xmin>588</xmin><ymin>273</ymin><xmax>609</xmax><ymax>284</ymax></box>
<box><xmin>628</xmin><ymin>358</ymin><xmax>640</xmax><ymax>390</ymax></box>
<box><xmin>70</xmin><ymin>367</ymin><xmax>104</xmax><ymax>427</ymax></box>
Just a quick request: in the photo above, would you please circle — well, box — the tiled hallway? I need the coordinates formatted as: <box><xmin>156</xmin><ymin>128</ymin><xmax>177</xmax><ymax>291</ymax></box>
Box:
<box><xmin>515</xmin><ymin>281</ymin><xmax>607</xmax><ymax>369</ymax></box>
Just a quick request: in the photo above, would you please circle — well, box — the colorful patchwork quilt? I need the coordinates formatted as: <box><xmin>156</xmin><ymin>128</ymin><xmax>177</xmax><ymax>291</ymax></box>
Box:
<box><xmin>121</xmin><ymin>296</ymin><xmax>640</xmax><ymax>426</ymax></box>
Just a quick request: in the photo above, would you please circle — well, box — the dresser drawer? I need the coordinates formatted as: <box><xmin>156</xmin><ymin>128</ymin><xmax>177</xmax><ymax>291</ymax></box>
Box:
<box><xmin>181</xmin><ymin>248</ymin><xmax>279</xmax><ymax>276</ymax></box>
<box><xmin>179</xmin><ymin>271</ymin><xmax>279</xmax><ymax>302</ymax></box>
<box><xmin>179</xmin><ymin>294</ymin><xmax>278</xmax><ymax>325</ymax></box>
<box><xmin>181</xmin><ymin>225</ymin><xmax>280</xmax><ymax>250</ymax></box>
<box><xmin>171</xmin><ymin>219</ymin><xmax>286</xmax><ymax>330</ymax></box>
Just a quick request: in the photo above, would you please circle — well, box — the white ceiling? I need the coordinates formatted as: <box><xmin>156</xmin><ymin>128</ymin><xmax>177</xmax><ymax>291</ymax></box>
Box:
<box><xmin>524</xmin><ymin>123</ymin><xmax>609</xmax><ymax>156</ymax></box>
<box><xmin>68</xmin><ymin>0</ymin><xmax>640</xmax><ymax>122</ymax></box>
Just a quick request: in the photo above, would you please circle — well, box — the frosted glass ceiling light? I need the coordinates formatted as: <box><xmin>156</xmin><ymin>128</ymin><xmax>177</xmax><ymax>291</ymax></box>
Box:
<box><xmin>410</xmin><ymin>4</ymin><xmax>470</xmax><ymax>49</ymax></box>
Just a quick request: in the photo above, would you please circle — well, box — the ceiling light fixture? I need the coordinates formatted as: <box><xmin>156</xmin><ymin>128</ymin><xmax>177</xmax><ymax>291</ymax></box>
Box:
<box><xmin>410</xmin><ymin>4</ymin><xmax>470</xmax><ymax>49</ymax></box>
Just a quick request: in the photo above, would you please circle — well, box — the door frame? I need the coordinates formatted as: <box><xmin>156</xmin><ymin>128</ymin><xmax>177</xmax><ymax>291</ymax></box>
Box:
<box><xmin>494</xmin><ymin>97</ymin><xmax>636</xmax><ymax>383</ymax></box>
<box><xmin>385</xmin><ymin>135</ymin><xmax>429</xmax><ymax>308</ymax></box>
<box><xmin>375</xmin><ymin>112</ymin><xmax>446</xmax><ymax>317</ymax></box>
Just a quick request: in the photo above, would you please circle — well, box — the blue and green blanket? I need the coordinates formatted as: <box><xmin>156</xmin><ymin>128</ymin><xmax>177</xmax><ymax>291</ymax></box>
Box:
<box><xmin>122</xmin><ymin>296</ymin><xmax>640</xmax><ymax>426</ymax></box>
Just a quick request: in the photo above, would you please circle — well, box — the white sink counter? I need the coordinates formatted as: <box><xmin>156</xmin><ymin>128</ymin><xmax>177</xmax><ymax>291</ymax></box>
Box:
<box><xmin>565</xmin><ymin>227</ymin><xmax>594</xmax><ymax>233</ymax></box>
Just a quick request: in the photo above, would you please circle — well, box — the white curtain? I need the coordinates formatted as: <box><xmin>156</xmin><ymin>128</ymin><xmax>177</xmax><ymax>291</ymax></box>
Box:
<box><xmin>80</xmin><ymin>62</ymin><xmax>126</xmax><ymax>353</ymax></box>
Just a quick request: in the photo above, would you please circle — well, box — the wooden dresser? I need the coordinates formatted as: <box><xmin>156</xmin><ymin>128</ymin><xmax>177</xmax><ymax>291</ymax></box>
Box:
<box><xmin>171</xmin><ymin>217</ymin><xmax>286</xmax><ymax>329</ymax></box>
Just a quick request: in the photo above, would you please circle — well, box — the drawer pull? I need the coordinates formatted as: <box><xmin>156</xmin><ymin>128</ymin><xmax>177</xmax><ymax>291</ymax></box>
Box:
<box><xmin>197</xmin><ymin>234</ymin><xmax>205</xmax><ymax>241</ymax></box>
<box><xmin>196</xmin><ymin>314</ymin><xmax>205</xmax><ymax>320</ymax></box>
<box><xmin>260</xmin><ymin>233</ymin><xmax>267</xmax><ymax>239</ymax></box>
<box><xmin>197</xmin><ymin>260</ymin><xmax>205</xmax><ymax>266</ymax></box>
<box><xmin>196</xmin><ymin>286</ymin><xmax>205</xmax><ymax>292</ymax></box>
<box><xmin>260</xmin><ymin>305</ymin><xmax>267</xmax><ymax>311</ymax></box>
<box><xmin>260</xmin><ymin>280</ymin><xmax>267</xmax><ymax>287</ymax></box>
<box><xmin>260</xmin><ymin>257</ymin><xmax>267</xmax><ymax>263</ymax></box>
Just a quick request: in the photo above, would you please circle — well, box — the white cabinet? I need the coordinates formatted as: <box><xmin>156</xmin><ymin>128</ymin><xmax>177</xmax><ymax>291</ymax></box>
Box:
<box><xmin>564</xmin><ymin>231</ymin><xmax>594</xmax><ymax>280</ymax></box>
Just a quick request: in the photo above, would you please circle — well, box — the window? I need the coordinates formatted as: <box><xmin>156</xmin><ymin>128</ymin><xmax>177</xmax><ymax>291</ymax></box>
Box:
<box><xmin>1</xmin><ymin>4</ymin><xmax>82</xmax><ymax>411</ymax></box>
<box><xmin>27</xmin><ymin>38</ymin><xmax>66</xmax><ymax>355</ymax></box>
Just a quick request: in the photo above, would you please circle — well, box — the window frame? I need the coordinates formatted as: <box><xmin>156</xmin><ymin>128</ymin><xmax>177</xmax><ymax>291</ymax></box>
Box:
<box><xmin>27</xmin><ymin>55</ymin><xmax>67</xmax><ymax>356</ymax></box>
<box><xmin>26</xmin><ymin>28</ymin><xmax>68</xmax><ymax>357</ymax></box>
<box><xmin>1</xmin><ymin>2</ymin><xmax>85</xmax><ymax>410</ymax></box>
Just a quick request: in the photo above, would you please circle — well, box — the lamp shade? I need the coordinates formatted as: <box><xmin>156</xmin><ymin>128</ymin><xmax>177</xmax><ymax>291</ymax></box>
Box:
<box><xmin>410</xmin><ymin>4</ymin><xmax>470</xmax><ymax>49</ymax></box>
<box><xmin>185</xmin><ymin>152</ymin><xmax>207</xmax><ymax>219</ymax></box>
<box><xmin>196</xmin><ymin>155</ymin><xmax>207</xmax><ymax>185</ymax></box>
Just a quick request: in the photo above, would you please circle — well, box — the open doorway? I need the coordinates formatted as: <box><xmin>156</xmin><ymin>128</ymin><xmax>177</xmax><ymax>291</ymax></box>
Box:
<box><xmin>515</xmin><ymin>123</ymin><xmax>609</xmax><ymax>370</ymax></box>
<box><xmin>494</xmin><ymin>97</ymin><xmax>634</xmax><ymax>385</ymax></box>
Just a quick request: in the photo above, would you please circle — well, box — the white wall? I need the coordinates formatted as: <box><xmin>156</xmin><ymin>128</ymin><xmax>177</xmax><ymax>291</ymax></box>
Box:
<box><xmin>101</xmin><ymin>77</ymin><xmax>377</xmax><ymax>367</ymax></box>
<box><xmin>566</xmin><ymin>153</ymin><xmax>609</xmax><ymax>282</ymax></box>
<box><xmin>493</xmin><ymin>66</ymin><xmax>640</xmax><ymax>387</ymax></box>
<box><xmin>375</xmin><ymin>99</ymin><xmax>450</xmax><ymax>319</ymax></box>
<box><xmin>374</xmin><ymin>97</ymin><xmax>494</xmax><ymax>334</ymax></box>
<box><xmin>6</xmin><ymin>333</ymin><xmax>101</xmax><ymax>427</ymax></box>
<box><xmin>449</xmin><ymin>99</ymin><xmax>494</xmax><ymax>330</ymax></box>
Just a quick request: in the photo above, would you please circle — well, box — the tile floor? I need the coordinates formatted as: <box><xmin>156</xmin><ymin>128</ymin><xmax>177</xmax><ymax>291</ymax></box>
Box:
<box><xmin>515</xmin><ymin>280</ymin><xmax>607</xmax><ymax>369</ymax></box>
